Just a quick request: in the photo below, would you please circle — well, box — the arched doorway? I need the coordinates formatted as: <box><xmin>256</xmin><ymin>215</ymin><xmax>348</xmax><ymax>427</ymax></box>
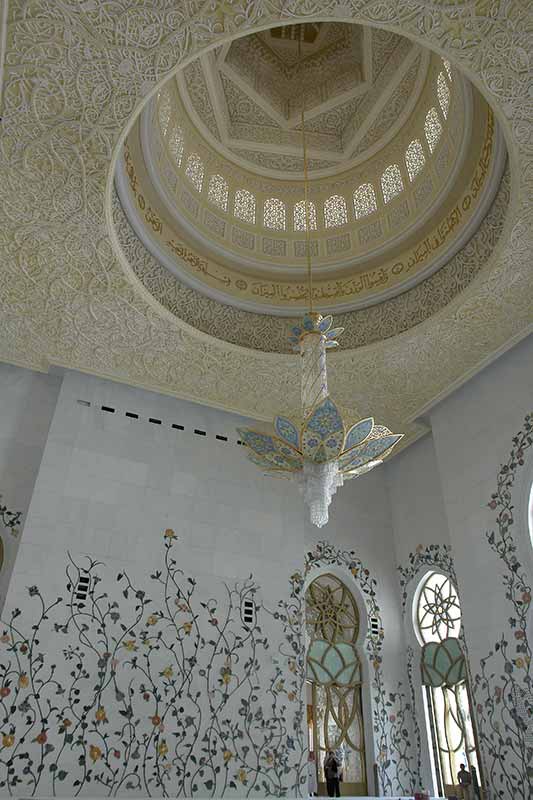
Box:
<box><xmin>305</xmin><ymin>573</ymin><xmax>367</xmax><ymax>796</ymax></box>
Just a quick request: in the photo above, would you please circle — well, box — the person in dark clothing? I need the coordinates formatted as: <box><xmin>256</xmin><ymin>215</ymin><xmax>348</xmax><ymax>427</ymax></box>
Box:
<box><xmin>324</xmin><ymin>751</ymin><xmax>341</xmax><ymax>797</ymax></box>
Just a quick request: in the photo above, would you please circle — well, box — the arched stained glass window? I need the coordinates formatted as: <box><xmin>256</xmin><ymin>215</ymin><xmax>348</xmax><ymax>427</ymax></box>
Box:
<box><xmin>381</xmin><ymin>164</ymin><xmax>404</xmax><ymax>203</ymax></box>
<box><xmin>437</xmin><ymin>72</ymin><xmax>451</xmax><ymax>118</ymax></box>
<box><xmin>414</xmin><ymin>572</ymin><xmax>483</xmax><ymax>797</ymax></box>
<box><xmin>294</xmin><ymin>199</ymin><xmax>317</xmax><ymax>231</ymax></box>
<box><xmin>323</xmin><ymin>195</ymin><xmax>348</xmax><ymax>228</ymax></box>
<box><xmin>207</xmin><ymin>174</ymin><xmax>229</xmax><ymax>212</ymax></box>
<box><xmin>167</xmin><ymin>125</ymin><xmax>184</xmax><ymax>167</ymax></box>
<box><xmin>234</xmin><ymin>189</ymin><xmax>256</xmax><ymax>224</ymax></box>
<box><xmin>264</xmin><ymin>197</ymin><xmax>286</xmax><ymax>231</ymax></box>
<box><xmin>185</xmin><ymin>153</ymin><xmax>204</xmax><ymax>191</ymax></box>
<box><xmin>158</xmin><ymin>91</ymin><xmax>172</xmax><ymax>136</ymax></box>
<box><xmin>442</xmin><ymin>58</ymin><xmax>453</xmax><ymax>82</ymax></box>
<box><xmin>306</xmin><ymin>574</ymin><xmax>367</xmax><ymax>795</ymax></box>
<box><xmin>405</xmin><ymin>139</ymin><xmax>426</xmax><ymax>182</ymax></box>
<box><xmin>424</xmin><ymin>107</ymin><xmax>443</xmax><ymax>153</ymax></box>
<box><xmin>353</xmin><ymin>184</ymin><xmax>377</xmax><ymax>219</ymax></box>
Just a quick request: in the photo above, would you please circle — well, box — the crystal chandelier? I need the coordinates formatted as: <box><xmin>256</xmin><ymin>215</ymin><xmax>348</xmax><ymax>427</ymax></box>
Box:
<box><xmin>237</xmin><ymin>31</ymin><xmax>403</xmax><ymax>527</ymax></box>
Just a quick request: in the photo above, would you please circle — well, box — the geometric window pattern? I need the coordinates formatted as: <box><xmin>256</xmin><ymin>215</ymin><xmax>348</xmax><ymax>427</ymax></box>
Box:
<box><xmin>167</xmin><ymin>125</ymin><xmax>184</xmax><ymax>167</ymax></box>
<box><xmin>294</xmin><ymin>199</ymin><xmax>317</xmax><ymax>231</ymax></box>
<box><xmin>306</xmin><ymin>574</ymin><xmax>366</xmax><ymax>792</ymax></box>
<box><xmin>207</xmin><ymin>174</ymin><xmax>229</xmax><ymax>212</ymax></box>
<box><xmin>424</xmin><ymin>107</ymin><xmax>443</xmax><ymax>154</ymax></box>
<box><xmin>405</xmin><ymin>139</ymin><xmax>426</xmax><ymax>182</ymax></box>
<box><xmin>437</xmin><ymin>72</ymin><xmax>451</xmax><ymax>119</ymax></box>
<box><xmin>185</xmin><ymin>153</ymin><xmax>204</xmax><ymax>191</ymax></box>
<box><xmin>264</xmin><ymin>197</ymin><xmax>286</xmax><ymax>231</ymax></box>
<box><xmin>323</xmin><ymin>194</ymin><xmax>348</xmax><ymax>228</ymax></box>
<box><xmin>353</xmin><ymin>183</ymin><xmax>377</xmax><ymax>219</ymax></box>
<box><xmin>234</xmin><ymin>189</ymin><xmax>256</xmax><ymax>224</ymax></box>
<box><xmin>416</xmin><ymin>572</ymin><xmax>462</xmax><ymax>644</ymax></box>
<box><xmin>380</xmin><ymin>164</ymin><xmax>404</xmax><ymax>204</ymax></box>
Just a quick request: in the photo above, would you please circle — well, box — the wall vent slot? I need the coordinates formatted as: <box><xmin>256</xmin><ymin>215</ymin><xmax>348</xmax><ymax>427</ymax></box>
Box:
<box><xmin>172</xmin><ymin>424</ymin><xmax>184</xmax><ymax>431</ymax></box>
<box><xmin>101</xmin><ymin>405</ymin><xmax>115</xmax><ymax>413</ymax></box>
<box><xmin>237</xmin><ymin>440</ymin><xmax>243</xmax><ymax>446</ymax></box>
<box><xmin>75</xmin><ymin>575</ymin><xmax>91</xmax><ymax>603</ymax></box>
<box><xmin>242</xmin><ymin>598</ymin><xmax>255</xmax><ymax>627</ymax></box>
<box><xmin>149</xmin><ymin>418</ymin><xmax>161</xmax><ymax>425</ymax></box>
<box><xmin>194</xmin><ymin>429</ymin><xmax>206</xmax><ymax>437</ymax></box>
<box><xmin>77</xmin><ymin>399</ymin><xmax>91</xmax><ymax>407</ymax></box>
<box><xmin>370</xmin><ymin>616</ymin><xmax>380</xmax><ymax>636</ymax></box>
<box><xmin>216</xmin><ymin>435</ymin><xmax>228</xmax><ymax>442</ymax></box>
<box><xmin>125</xmin><ymin>412</ymin><xmax>139</xmax><ymax>419</ymax></box>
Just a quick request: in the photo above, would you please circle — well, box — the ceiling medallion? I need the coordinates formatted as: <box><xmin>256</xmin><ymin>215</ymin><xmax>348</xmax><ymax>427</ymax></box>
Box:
<box><xmin>238</xmin><ymin>31</ymin><xmax>403</xmax><ymax>527</ymax></box>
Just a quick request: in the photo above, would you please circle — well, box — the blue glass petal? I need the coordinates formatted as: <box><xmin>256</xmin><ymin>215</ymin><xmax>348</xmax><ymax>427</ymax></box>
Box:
<box><xmin>275</xmin><ymin>416</ymin><xmax>300</xmax><ymax>449</ymax></box>
<box><xmin>291</xmin><ymin>326</ymin><xmax>302</xmax><ymax>337</ymax></box>
<box><xmin>341</xmin><ymin>433</ymin><xmax>403</xmax><ymax>470</ymax></box>
<box><xmin>343</xmin><ymin>417</ymin><xmax>374</xmax><ymax>452</ymax></box>
<box><xmin>325</xmin><ymin>341</ymin><xmax>339</xmax><ymax>349</ymax></box>
<box><xmin>303</xmin><ymin>314</ymin><xmax>314</xmax><ymax>331</ymax></box>
<box><xmin>318</xmin><ymin>315</ymin><xmax>333</xmax><ymax>332</ymax></box>
<box><xmin>306</xmin><ymin>397</ymin><xmax>343</xmax><ymax>435</ymax></box>
<box><xmin>326</xmin><ymin>327</ymin><xmax>344</xmax><ymax>339</ymax></box>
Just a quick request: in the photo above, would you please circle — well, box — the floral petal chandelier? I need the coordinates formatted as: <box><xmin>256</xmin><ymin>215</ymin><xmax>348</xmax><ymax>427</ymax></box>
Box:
<box><xmin>237</xmin><ymin>28</ymin><xmax>403</xmax><ymax>527</ymax></box>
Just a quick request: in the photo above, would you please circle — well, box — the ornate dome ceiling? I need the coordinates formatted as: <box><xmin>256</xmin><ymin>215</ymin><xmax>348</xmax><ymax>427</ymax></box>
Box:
<box><xmin>114</xmin><ymin>22</ymin><xmax>507</xmax><ymax>353</ymax></box>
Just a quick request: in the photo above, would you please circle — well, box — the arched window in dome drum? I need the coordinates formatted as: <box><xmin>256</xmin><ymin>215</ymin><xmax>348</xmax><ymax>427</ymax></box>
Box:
<box><xmin>305</xmin><ymin>574</ymin><xmax>367</xmax><ymax>796</ymax></box>
<box><xmin>264</xmin><ymin>198</ymin><xmax>286</xmax><ymax>231</ymax></box>
<box><xmin>405</xmin><ymin>139</ymin><xmax>426</xmax><ymax>182</ymax></box>
<box><xmin>437</xmin><ymin>72</ymin><xmax>451</xmax><ymax>119</ymax></box>
<box><xmin>185</xmin><ymin>153</ymin><xmax>204</xmax><ymax>191</ymax></box>
<box><xmin>167</xmin><ymin>125</ymin><xmax>184</xmax><ymax>167</ymax></box>
<box><xmin>353</xmin><ymin>183</ymin><xmax>377</xmax><ymax>219</ymax></box>
<box><xmin>323</xmin><ymin>195</ymin><xmax>348</xmax><ymax>228</ymax></box>
<box><xmin>207</xmin><ymin>174</ymin><xmax>229</xmax><ymax>212</ymax></box>
<box><xmin>234</xmin><ymin>189</ymin><xmax>256</xmax><ymax>224</ymax></box>
<box><xmin>294</xmin><ymin>199</ymin><xmax>317</xmax><ymax>231</ymax></box>
<box><xmin>380</xmin><ymin>164</ymin><xmax>404</xmax><ymax>204</ymax></box>
<box><xmin>158</xmin><ymin>91</ymin><xmax>172</xmax><ymax>137</ymax></box>
<box><xmin>424</xmin><ymin>107</ymin><xmax>443</xmax><ymax>153</ymax></box>
<box><xmin>414</xmin><ymin>572</ymin><xmax>484</xmax><ymax>798</ymax></box>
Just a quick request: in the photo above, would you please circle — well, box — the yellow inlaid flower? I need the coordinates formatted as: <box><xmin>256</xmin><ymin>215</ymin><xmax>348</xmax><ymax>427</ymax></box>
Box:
<box><xmin>287</xmin><ymin>691</ymin><xmax>296</xmax><ymax>702</ymax></box>
<box><xmin>158</xmin><ymin>739</ymin><xmax>169</xmax><ymax>757</ymax></box>
<box><xmin>223</xmin><ymin>750</ymin><xmax>233</xmax><ymax>763</ymax></box>
<box><xmin>238</xmin><ymin>768</ymin><xmax>247</xmax><ymax>783</ymax></box>
<box><xmin>123</xmin><ymin>639</ymin><xmax>137</xmax><ymax>652</ymax></box>
<box><xmin>2</xmin><ymin>734</ymin><xmax>14</xmax><ymax>748</ymax></box>
<box><xmin>18</xmin><ymin>673</ymin><xmax>29</xmax><ymax>688</ymax></box>
<box><xmin>95</xmin><ymin>707</ymin><xmax>107</xmax><ymax>723</ymax></box>
<box><xmin>89</xmin><ymin>744</ymin><xmax>102</xmax><ymax>763</ymax></box>
<box><xmin>161</xmin><ymin>666</ymin><xmax>173</xmax><ymax>679</ymax></box>
<box><xmin>182</xmin><ymin>622</ymin><xmax>193</xmax><ymax>634</ymax></box>
<box><xmin>164</xmin><ymin>529</ymin><xmax>176</xmax><ymax>540</ymax></box>
<box><xmin>146</xmin><ymin>615</ymin><xmax>158</xmax><ymax>626</ymax></box>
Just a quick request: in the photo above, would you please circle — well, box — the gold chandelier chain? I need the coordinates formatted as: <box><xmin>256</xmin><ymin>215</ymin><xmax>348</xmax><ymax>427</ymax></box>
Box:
<box><xmin>299</xmin><ymin>33</ymin><xmax>313</xmax><ymax>314</ymax></box>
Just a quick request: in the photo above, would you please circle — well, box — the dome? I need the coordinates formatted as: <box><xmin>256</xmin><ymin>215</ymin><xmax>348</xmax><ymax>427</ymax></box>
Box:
<box><xmin>114</xmin><ymin>22</ymin><xmax>507</xmax><ymax>353</ymax></box>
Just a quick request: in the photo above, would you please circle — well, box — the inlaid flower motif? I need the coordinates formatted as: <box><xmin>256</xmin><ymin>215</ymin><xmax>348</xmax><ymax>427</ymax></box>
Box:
<box><xmin>161</xmin><ymin>666</ymin><xmax>173</xmax><ymax>679</ymax></box>
<box><xmin>89</xmin><ymin>744</ymin><xmax>102</xmax><ymax>763</ymax></box>
<box><xmin>146</xmin><ymin>614</ymin><xmax>158</xmax><ymax>626</ymax></box>
<box><xmin>158</xmin><ymin>740</ymin><xmax>168</xmax><ymax>757</ymax></box>
<box><xmin>223</xmin><ymin>749</ymin><xmax>233</xmax><ymax>763</ymax></box>
<box><xmin>123</xmin><ymin>639</ymin><xmax>137</xmax><ymax>651</ymax></box>
<box><xmin>95</xmin><ymin>706</ymin><xmax>107</xmax><ymax>723</ymax></box>
<box><xmin>2</xmin><ymin>734</ymin><xmax>14</xmax><ymax>748</ymax></box>
<box><xmin>164</xmin><ymin>529</ymin><xmax>176</xmax><ymax>540</ymax></box>
<box><xmin>0</xmin><ymin>686</ymin><xmax>10</xmax><ymax>698</ymax></box>
<box><xmin>238</xmin><ymin>768</ymin><xmax>248</xmax><ymax>784</ymax></box>
<box><xmin>18</xmin><ymin>673</ymin><xmax>29</xmax><ymax>688</ymax></box>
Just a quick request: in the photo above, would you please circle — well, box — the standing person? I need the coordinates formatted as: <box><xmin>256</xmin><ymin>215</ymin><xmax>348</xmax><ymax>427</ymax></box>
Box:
<box><xmin>307</xmin><ymin>751</ymin><xmax>317</xmax><ymax>797</ymax></box>
<box><xmin>457</xmin><ymin>763</ymin><xmax>474</xmax><ymax>799</ymax></box>
<box><xmin>324</xmin><ymin>751</ymin><xmax>340</xmax><ymax>797</ymax></box>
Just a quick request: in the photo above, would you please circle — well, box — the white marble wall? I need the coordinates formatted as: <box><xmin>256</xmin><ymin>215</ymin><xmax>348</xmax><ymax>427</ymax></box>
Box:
<box><xmin>0</xmin><ymin>363</ymin><xmax>60</xmax><ymax>611</ymax></box>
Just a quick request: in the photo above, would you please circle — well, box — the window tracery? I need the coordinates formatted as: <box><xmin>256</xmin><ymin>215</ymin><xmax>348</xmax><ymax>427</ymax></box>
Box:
<box><xmin>207</xmin><ymin>174</ymin><xmax>229</xmax><ymax>212</ymax></box>
<box><xmin>264</xmin><ymin>198</ymin><xmax>286</xmax><ymax>231</ymax></box>
<box><xmin>405</xmin><ymin>139</ymin><xmax>426</xmax><ymax>182</ymax></box>
<box><xmin>437</xmin><ymin>72</ymin><xmax>451</xmax><ymax>119</ymax></box>
<box><xmin>353</xmin><ymin>184</ymin><xmax>377</xmax><ymax>219</ymax></box>
<box><xmin>185</xmin><ymin>153</ymin><xmax>204</xmax><ymax>191</ymax></box>
<box><xmin>167</xmin><ymin>125</ymin><xmax>184</xmax><ymax>167</ymax></box>
<box><xmin>294</xmin><ymin>199</ymin><xmax>317</xmax><ymax>231</ymax></box>
<box><xmin>425</xmin><ymin>107</ymin><xmax>443</xmax><ymax>153</ymax></box>
<box><xmin>380</xmin><ymin>164</ymin><xmax>404</xmax><ymax>204</ymax></box>
<box><xmin>323</xmin><ymin>195</ymin><xmax>348</xmax><ymax>228</ymax></box>
<box><xmin>234</xmin><ymin>189</ymin><xmax>256</xmax><ymax>224</ymax></box>
<box><xmin>417</xmin><ymin>572</ymin><xmax>461</xmax><ymax>644</ymax></box>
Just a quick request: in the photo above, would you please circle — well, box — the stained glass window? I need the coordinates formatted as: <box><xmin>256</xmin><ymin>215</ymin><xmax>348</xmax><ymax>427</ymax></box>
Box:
<box><xmin>234</xmin><ymin>189</ymin><xmax>256</xmax><ymax>224</ymax></box>
<box><xmin>306</xmin><ymin>574</ymin><xmax>367</xmax><ymax>794</ymax></box>
<box><xmin>424</xmin><ymin>107</ymin><xmax>443</xmax><ymax>153</ymax></box>
<box><xmin>167</xmin><ymin>125</ymin><xmax>184</xmax><ymax>167</ymax></box>
<box><xmin>264</xmin><ymin>197</ymin><xmax>286</xmax><ymax>231</ymax></box>
<box><xmin>437</xmin><ymin>72</ymin><xmax>451</xmax><ymax>118</ymax></box>
<box><xmin>185</xmin><ymin>153</ymin><xmax>204</xmax><ymax>191</ymax></box>
<box><xmin>417</xmin><ymin>572</ymin><xmax>461</xmax><ymax>644</ymax></box>
<box><xmin>158</xmin><ymin>91</ymin><xmax>172</xmax><ymax>136</ymax></box>
<box><xmin>405</xmin><ymin>139</ymin><xmax>426</xmax><ymax>182</ymax></box>
<box><xmin>207</xmin><ymin>174</ymin><xmax>229</xmax><ymax>212</ymax></box>
<box><xmin>380</xmin><ymin>164</ymin><xmax>404</xmax><ymax>204</ymax></box>
<box><xmin>353</xmin><ymin>184</ymin><xmax>377</xmax><ymax>219</ymax></box>
<box><xmin>294</xmin><ymin>199</ymin><xmax>317</xmax><ymax>231</ymax></box>
<box><xmin>323</xmin><ymin>195</ymin><xmax>348</xmax><ymax>228</ymax></box>
<box><xmin>442</xmin><ymin>58</ymin><xmax>452</xmax><ymax>82</ymax></box>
